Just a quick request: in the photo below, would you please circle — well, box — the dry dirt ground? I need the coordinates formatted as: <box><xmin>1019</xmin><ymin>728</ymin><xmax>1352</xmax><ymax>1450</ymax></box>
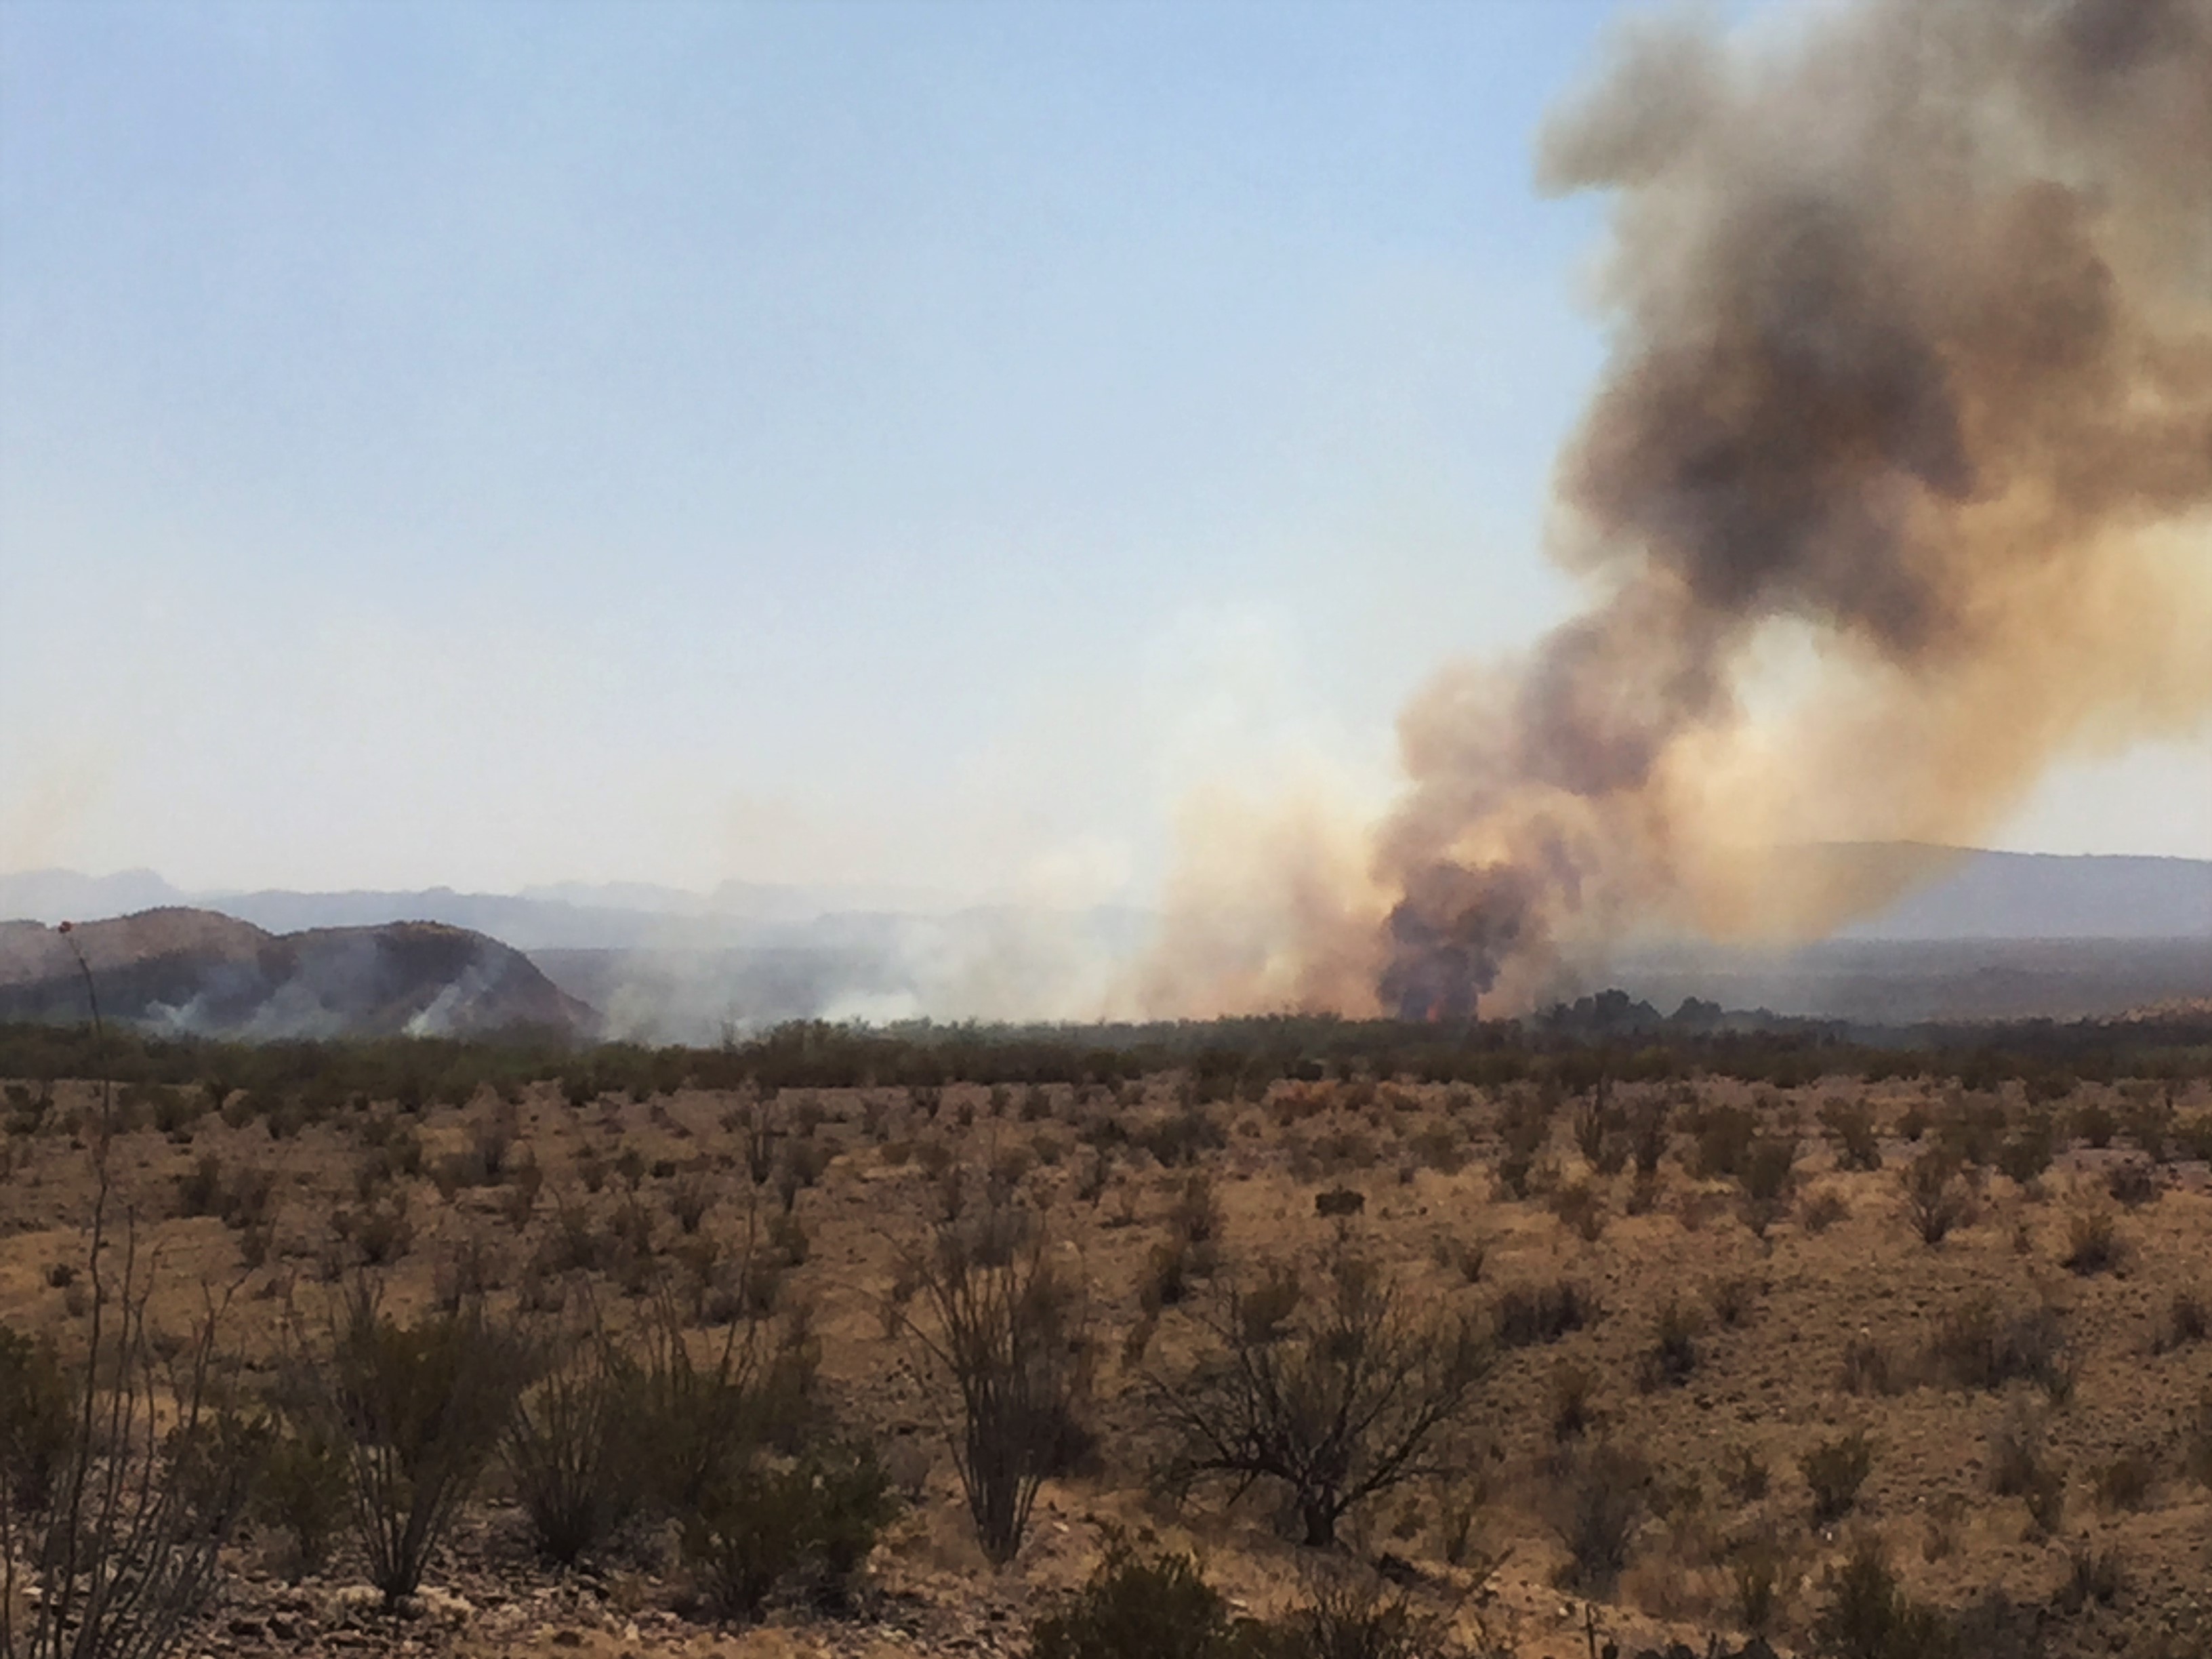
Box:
<box><xmin>2</xmin><ymin>1069</ymin><xmax>2207</xmax><ymax>1659</ymax></box>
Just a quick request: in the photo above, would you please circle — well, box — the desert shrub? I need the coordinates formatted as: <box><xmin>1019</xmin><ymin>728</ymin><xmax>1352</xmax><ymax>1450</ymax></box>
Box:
<box><xmin>1996</xmin><ymin>1118</ymin><xmax>2055</xmax><ymax>1185</ymax></box>
<box><xmin>176</xmin><ymin>1151</ymin><xmax>226</xmax><ymax>1218</ymax></box>
<box><xmin>1639</xmin><ymin>1298</ymin><xmax>1702</xmax><ymax>1391</ymax></box>
<box><xmin>2060</xmin><ymin>1207</ymin><xmax>2125</xmax><ymax>1275</ymax></box>
<box><xmin>1728</xmin><ymin>1528</ymin><xmax>1789</xmax><ymax>1634</ymax></box>
<box><xmin>1549</xmin><ymin>1180</ymin><xmax>1605</xmax><ymax>1242</ymax></box>
<box><xmin>1269</xmin><ymin>1568</ymin><xmax>1443</xmax><ymax>1659</ymax></box>
<box><xmin>1692</xmin><ymin>1103</ymin><xmax>1758</xmax><ymax>1181</ymax></box>
<box><xmin>1839</xmin><ymin>1332</ymin><xmax>1898</xmax><ymax>1396</ymax></box>
<box><xmin>894</xmin><ymin>1197</ymin><xmax>1090</xmax><ymax>1564</ymax></box>
<box><xmin>300</xmin><ymin>1283</ymin><xmax>529</xmax><ymax>1602</ymax></box>
<box><xmin>2071</xmin><ymin>1100</ymin><xmax>2116</xmax><ymax>1149</ymax></box>
<box><xmin>2094</xmin><ymin>1450</ymin><xmax>2152</xmax><ymax>1513</ymax></box>
<box><xmin>1028</xmin><ymin>1534</ymin><xmax>1253</xmax><ymax>1659</ymax></box>
<box><xmin>2057</xmin><ymin>1543</ymin><xmax>2123</xmax><ymax>1613</ymax></box>
<box><xmin>1627</xmin><ymin>1099</ymin><xmax>1671</xmax><ymax>1178</ymax></box>
<box><xmin>635</xmin><ymin>1300</ymin><xmax>819</xmax><ymax>1514</ymax></box>
<box><xmin>253</xmin><ymin>1425</ymin><xmax>350</xmax><ymax>1582</ymax></box>
<box><xmin>1406</xmin><ymin>1122</ymin><xmax>1467</xmax><ymax>1176</ymax></box>
<box><xmin>1801</xmin><ymin>1429</ymin><xmax>1875</xmax><ymax>1524</ymax></box>
<box><xmin>1923</xmin><ymin>1296</ymin><xmax>2066</xmax><ymax>1395</ymax></box>
<box><xmin>1801</xmin><ymin>1187</ymin><xmax>1849</xmax><ymax>1233</ymax></box>
<box><xmin>1738</xmin><ymin>1134</ymin><xmax>1798</xmax><ymax>1235</ymax></box>
<box><xmin>2104</xmin><ymin>1159</ymin><xmax>2156</xmax><ymax>1208</ymax></box>
<box><xmin>1309</xmin><ymin>1183</ymin><xmax>1366</xmax><ymax>1221</ymax></box>
<box><xmin>1547</xmin><ymin>1439</ymin><xmax>1648</xmax><ymax>1593</ymax></box>
<box><xmin>1813</xmin><ymin>1535</ymin><xmax>1954</xmax><ymax>1659</ymax></box>
<box><xmin>1139</xmin><ymin>1239</ymin><xmax>1196</xmax><ymax>1313</ymax></box>
<box><xmin>678</xmin><ymin>1439</ymin><xmax>893</xmax><ymax>1621</ymax></box>
<box><xmin>1549</xmin><ymin>1359</ymin><xmax>1600</xmax><ymax>1441</ymax></box>
<box><xmin>1137</xmin><ymin>1104</ymin><xmax>1226</xmax><ymax>1169</ymax></box>
<box><xmin>1820</xmin><ymin>1097</ymin><xmax>1883</xmax><ymax>1172</ymax></box>
<box><xmin>1724</xmin><ymin>1445</ymin><xmax>1771</xmax><ymax>1503</ymax></box>
<box><xmin>505</xmin><ymin>1340</ymin><xmax>647</xmax><ymax>1565</ymax></box>
<box><xmin>1708</xmin><ymin>1275</ymin><xmax>1757</xmax><ymax>1328</ymax></box>
<box><xmin>1438</xmin><ymin>1235</ymin><xmax>1486</xmax><ymax>1285</ymax></box>
<box><xmin>1935</xmin><ymin>1095</ymin><xmax>2007</xmax><ymax>1168</ymax></box>
<box><xmin>2177</xmin><ymin>1112</ymin><xmax>2212</xmax><ymax>1164</ymax></box>
<box><xmin>2184</xmin><ymin>1388</ymin><xmax>2212</xmax><ymax>1489</ymax></box>
<box><xmin>1898</xmin><ymin>1147</ymin><xmax>1971</xmax><ymax>1246</ymax></box>
<box><xmin>2161</xmin><ymin>1288</ymin><xmax>2208</xmax><ymax>1349</ymax></box>
<box><xmin>0</xmin><ymin>1324</ymin><xmax>72</xmax><ymax>1515</ymax></box>
<box><xmin>1153</xmin><ymin>1250</ymin><xmax>1490</xmax><ymax>1547</ymax></box>
<box><xmin>1494</xmin><ymin>1280</ymin><xmax>1596</xmax><ymax>1349</ymax></box>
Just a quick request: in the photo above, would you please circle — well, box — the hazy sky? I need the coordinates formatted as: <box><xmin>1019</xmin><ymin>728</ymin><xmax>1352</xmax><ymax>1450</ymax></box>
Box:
<box><xmin>4</xmin><ymin>0</ymin><xmax>2207</xmax><ymax>904</ymax></box>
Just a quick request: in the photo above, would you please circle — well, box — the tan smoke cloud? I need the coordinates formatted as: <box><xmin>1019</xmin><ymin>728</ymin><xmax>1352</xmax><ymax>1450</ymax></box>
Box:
<box><xmin>1144</xmin><ymin>0</ymin><xmax>2212</xmax><ymax>1019</ymax></box>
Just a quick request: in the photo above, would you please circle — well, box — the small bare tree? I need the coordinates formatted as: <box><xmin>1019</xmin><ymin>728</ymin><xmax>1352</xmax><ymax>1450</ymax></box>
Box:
<box><xmin>1149</xmin><ymin>1249</ymin><xmax>1491</xmax><ymax>1547</ymax></box>
<box><xmin>892</xmin><ymin>1177</ymin><xmax>1090</xmax><ymax>1565</ymax></box>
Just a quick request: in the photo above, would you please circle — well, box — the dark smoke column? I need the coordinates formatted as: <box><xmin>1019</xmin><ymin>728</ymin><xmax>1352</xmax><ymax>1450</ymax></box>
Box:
<box><xmin>1375</xmin><ymin>0</ymin><xmax>2212</xmax><ymax>1016</ymax></box>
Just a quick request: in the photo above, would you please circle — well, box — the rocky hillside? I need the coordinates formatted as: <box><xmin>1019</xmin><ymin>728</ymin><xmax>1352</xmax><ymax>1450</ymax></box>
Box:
<box><xmin>0</xmin><ymin>908</ymin><xmax>595</xmax><ymax>1038</ymax></box>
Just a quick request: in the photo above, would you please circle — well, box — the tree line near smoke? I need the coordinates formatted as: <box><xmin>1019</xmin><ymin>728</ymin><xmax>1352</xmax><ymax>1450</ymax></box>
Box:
<box><xmin>2</xmin><ymin>996</ymin><xmax>2206</xmax><ymax>1125</ymax></box>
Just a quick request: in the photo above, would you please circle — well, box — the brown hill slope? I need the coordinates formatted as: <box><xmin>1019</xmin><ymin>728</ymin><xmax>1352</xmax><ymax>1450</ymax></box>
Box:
<box><xmin>0</xmin><ymin>908</ymin><xmax>594</xmax><ymax>1038</ymax></box>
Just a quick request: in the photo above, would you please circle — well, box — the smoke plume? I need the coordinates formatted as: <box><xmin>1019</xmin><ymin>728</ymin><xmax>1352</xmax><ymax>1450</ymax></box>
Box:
<box><xmin>1150</xmin><ymin>0</ymin><xmax>2212</xmax><ymax>1019</ymax></box>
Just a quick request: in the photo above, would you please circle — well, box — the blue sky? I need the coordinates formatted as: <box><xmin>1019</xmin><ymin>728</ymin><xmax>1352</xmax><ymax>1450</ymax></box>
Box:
<box><xmin>3</xmin><ymin>0</ymin><xmax>2206</xmax><ymax>901</ymax></box>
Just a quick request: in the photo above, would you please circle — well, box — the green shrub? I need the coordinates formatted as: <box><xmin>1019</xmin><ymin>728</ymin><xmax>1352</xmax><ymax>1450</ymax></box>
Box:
<box><xmin>1693</xmin><ymin>1104</ymin><xmax>1758</xmax><ymax>1180</ymax></box>
<box><xmin>304</xmin><ymin>1284</ymin><xmax>530</xmax><ymax>1602</ymax></box>
<box><xmin>506</xmin><ymin>1342</ymin><xmax>647</xmax><ymax>1565</ymax></box>
<box><xmin>0</xmin><ymin>1323</ymin><xmax>73</xmax><ymax>1513</ymax></box>
<box><xmin>1814</xmin><ymin>1535</ymin><xmax>1956</xmax><ymax>1659</ymax></box>
<box><xmin>1029</xmin><ymin>1535</ymin><xmax>1254</xmax><ymax>1659</ymax></box>
<box><xmin>253</xmin><ymin>1425</ymin><xmax>350</xmax><ymax>1582</ymax></box>
<box><xmin>1820</xmin><ymin>1097</ymin><xmax>1883</xmax><ymax>1172</ymax></box>
<box><xmin>678</xmin><ymin>1441</ymin><xmax>894</xmax><ymax>1621</ymax></box>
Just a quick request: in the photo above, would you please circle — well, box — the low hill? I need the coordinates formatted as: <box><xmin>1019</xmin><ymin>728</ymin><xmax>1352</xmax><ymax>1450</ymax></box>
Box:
<box><xmin>0</xmin><ymin>908</ymin><xmax>595</xmax><ymax>1039</ymax></box>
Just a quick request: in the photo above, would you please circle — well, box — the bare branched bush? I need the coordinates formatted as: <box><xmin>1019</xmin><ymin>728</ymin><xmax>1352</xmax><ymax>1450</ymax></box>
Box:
<box><xmin>1</xmin><ymin>1223</ymin><xmax>264</xmax><ymax>1659</ymax></box>
<box><xmin>1151</xmin><ymin>1249</ymin><xmax>1490</xmax><ymax>1547</ymax></box>
<box><xmin>1</xmin><ymin>945</ymin><xmax>266</xmax><ymax>1659</ymax></box>
<box><xmin>893</xmin><ymin>1187</ymin><xmax>1090</xmax><ymax>1564</ymax></box>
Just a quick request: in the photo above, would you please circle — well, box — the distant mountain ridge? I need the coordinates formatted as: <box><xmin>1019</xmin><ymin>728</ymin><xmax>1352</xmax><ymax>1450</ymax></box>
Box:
<box><xmin>0</xmin><ymin>909</ymin><xmax>593</xmax><ymax>1040</ymax></box>
<box><xmin>3</xmin><ymin>847</ymin><xmax>2205</xmax><ymax>951</ymax></box>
